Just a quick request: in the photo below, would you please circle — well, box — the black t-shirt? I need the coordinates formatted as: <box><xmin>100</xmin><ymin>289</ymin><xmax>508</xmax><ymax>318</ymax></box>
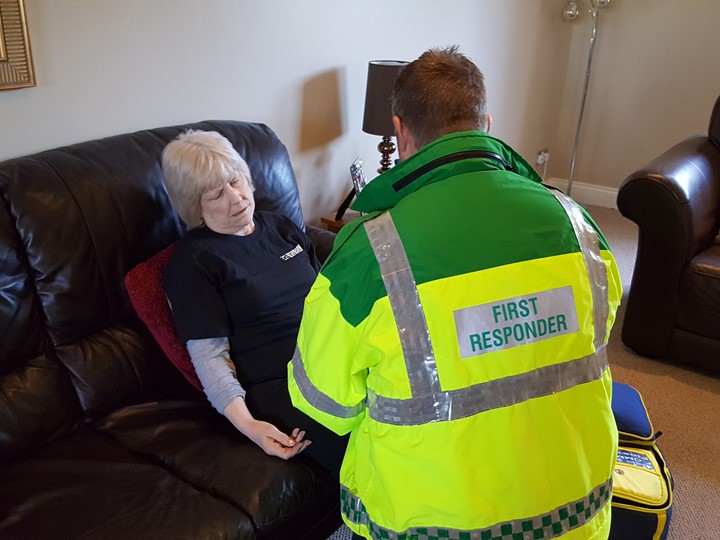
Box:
<box><xmin>163</xmin><ymin>211</ymin><xmax>320</xmax><ymax>385</ymax></box>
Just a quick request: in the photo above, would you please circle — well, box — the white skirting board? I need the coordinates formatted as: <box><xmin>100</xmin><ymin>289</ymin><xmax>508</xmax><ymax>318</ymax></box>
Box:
<box><xmin>544</xmin><ymin>177</ymin><xmax>618</xmax><ymax>210</ymax></box>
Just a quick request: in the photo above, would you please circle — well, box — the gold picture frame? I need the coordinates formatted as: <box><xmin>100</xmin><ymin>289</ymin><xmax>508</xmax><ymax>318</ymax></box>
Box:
<box><xmin>0</xmin><ymin>0</ymin><xmax>35</xmax><ymax>90</ymax></box>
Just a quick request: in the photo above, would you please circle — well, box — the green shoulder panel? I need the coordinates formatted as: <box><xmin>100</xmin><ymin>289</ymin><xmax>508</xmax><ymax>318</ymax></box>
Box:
<box><xmin>320</xmin><ymin>212</ymin><xmax>388</xmax><ymax>328</ymax></box>
<box><xmin>390</xmin><ymin>173</ymin><xmax>588</xmax><ymax>287</ymax></box>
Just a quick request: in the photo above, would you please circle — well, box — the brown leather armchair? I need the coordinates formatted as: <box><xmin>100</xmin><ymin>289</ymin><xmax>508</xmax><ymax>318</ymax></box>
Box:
<box><xmin>617</xmin><ymin>95</ymin><xmax>720</xmax><ymax>375</ymax></box>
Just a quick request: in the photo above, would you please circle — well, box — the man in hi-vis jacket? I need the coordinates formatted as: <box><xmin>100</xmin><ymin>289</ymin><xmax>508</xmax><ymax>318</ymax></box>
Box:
<box><xmin>289</xmin><ymin>46</ymin><xmax>622</xmax><ymax>540</ymax></box>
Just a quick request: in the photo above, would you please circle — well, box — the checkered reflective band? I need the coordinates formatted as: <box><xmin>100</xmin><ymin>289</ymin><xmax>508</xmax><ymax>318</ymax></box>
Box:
<box><xmin>341</xmin><ymin>479</ymin><xmax>612</xmax><ymax>540</ymax></box>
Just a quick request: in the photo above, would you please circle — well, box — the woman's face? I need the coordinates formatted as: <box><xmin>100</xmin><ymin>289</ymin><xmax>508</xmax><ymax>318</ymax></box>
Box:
<box><xmin>200</xmin><ymin>175</ymin><xmax>256</xmax><ymax>235</ymax></box>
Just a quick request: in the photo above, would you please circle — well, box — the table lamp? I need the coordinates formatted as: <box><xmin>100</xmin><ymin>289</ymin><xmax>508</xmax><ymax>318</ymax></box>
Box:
<box><xmin>334</xmin><ymin>59</ymin><xmax>407</xmax><ymax>221</ymax></box>
<box><xmin>362</xmin><ymin>60</ymin><xmax>409</xmax><ymax>173</ymax></box>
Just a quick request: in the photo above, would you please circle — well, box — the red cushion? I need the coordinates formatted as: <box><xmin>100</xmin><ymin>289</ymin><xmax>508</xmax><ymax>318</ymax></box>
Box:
<box><xmin>124</xmin><ymin>243</ymin><xmax>202</xmax><ymax>391</ymax></box>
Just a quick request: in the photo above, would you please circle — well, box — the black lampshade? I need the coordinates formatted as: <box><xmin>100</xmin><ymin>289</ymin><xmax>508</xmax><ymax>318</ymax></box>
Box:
<box><xmin>362</xmin><ymin>60</ymin><xmax>408</xmax><ymax>137</ymax></box>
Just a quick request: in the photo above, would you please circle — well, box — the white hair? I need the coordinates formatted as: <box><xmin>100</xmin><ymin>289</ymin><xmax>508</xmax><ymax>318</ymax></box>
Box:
<box><xmin>161</xmin><ymin>130</ymin><xmax>253</xmax><ymax>228</ymax></box>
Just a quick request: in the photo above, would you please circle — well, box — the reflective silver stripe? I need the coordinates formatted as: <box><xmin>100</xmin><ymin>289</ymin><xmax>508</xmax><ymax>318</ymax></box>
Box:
<box><xmin>363</xmin><ymin>199</ymin><xmax>611</xmax><ymax>426</ymax></box>
<box><xmin>291</xmin><ymin>346</ymin><xmax>365</xmax><ymax>418</ymax></box>
<box><xmin>548</xmin><ymin>189</ymin><xmax>609</xmax><ymax>349</ymax></box>
<box><xmin>369</xmin><ymin>346</ymin><xmax>608</xmax><ymax>426</ymax></box>
<box><xmin>365</xmin><ymin>213</ymin><xmax>439</xmax><ymax>398</ymax></box>
<box><xmin>342</xmin><ymin>478</ymin><xmax>612</xmax><ymax>540</ymax></box>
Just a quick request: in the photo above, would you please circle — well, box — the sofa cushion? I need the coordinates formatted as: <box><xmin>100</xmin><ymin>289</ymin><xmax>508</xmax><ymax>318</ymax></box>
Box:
<box><xmin>0</xmin><ymin>144</ymin><xmax>184</xmax><ymax>347</ymax></box>
<box><xmin>124</xmin><ymin>243</ymin><xmax>202</xmax><ymax>391</ymax></box>
<box><xmin>0</xmin><ymin>197</ymin><xmax>51</xmax><ymax>369</ymax></box>
<box><xmin>0</xmin><ymin>426</ymin><xmax>255</xmax><ymax>539</ymax></box>
<box><xmin>677</xmin><ymin>242</ymin><xmax>720</xmax><ymax>341</ymax></box>
<box><xmin>0</xmin><ymin>355</ymin><xmax>82</xmax><ymax>466</ymax></box>
<box><xmin>54</xmin><ymin>324</ymin><xmax>161</xmax><ymax>417</ymax></box>
<box><xmin>95</xmin><ymin>400</ymin><xmax>339</xmax><ymax>538</ymax></box>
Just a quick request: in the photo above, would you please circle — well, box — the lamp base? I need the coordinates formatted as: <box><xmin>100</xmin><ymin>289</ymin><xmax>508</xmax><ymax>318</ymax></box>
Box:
<box><xmin>377</xmin><ymin>136</ymin><xmax>396</xmax><ymax>174</ymax></box>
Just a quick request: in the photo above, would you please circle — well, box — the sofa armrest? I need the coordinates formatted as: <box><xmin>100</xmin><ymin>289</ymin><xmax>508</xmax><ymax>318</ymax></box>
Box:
<box><xmin>617</xmin><ymin>134</ymin><xmax>720</xmax><ymax>357</ymax></box>
<box><xmin>305</xmin><ymin>225</ymin><xmax>336</xmax><ymax>264</ymax></box>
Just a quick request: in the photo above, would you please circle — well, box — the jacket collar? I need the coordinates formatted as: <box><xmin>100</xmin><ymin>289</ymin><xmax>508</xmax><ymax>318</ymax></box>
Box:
<box><xmin>352</xmin><ymin>130</ymin><xmax>541</xmax><ymax>214</ymax></box>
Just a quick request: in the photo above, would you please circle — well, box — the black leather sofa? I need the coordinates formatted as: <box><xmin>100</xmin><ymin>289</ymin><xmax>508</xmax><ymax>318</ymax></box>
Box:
<box><xmin>0</xmin><ymin>121</ymin><xmax>340</xmax><ymax>539</ymax></box>
<box><xmin>617</xmin><ymin>95</ymin><xmax>720</xmax><ymax>375</ymax></box>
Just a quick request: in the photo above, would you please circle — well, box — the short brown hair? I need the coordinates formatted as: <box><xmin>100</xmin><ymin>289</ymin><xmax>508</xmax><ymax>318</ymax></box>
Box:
<box><xmin>391</xmin><ymin>46</ymin><xmax>487</xmax><ymax>149</ymax></box>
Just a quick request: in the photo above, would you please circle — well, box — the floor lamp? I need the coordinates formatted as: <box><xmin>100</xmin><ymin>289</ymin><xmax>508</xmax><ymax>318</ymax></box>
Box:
<box><xmin>562</xmin><ymin>0</ymin><xmax>611</xmax><ymax>196</ymax></box>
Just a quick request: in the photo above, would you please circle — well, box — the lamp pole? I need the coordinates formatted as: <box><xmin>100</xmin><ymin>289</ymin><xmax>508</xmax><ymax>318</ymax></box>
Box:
<box><xmin>562</xmin><ymin>0</ymin><xmax>610</xmax><ymax>196</ymax></box>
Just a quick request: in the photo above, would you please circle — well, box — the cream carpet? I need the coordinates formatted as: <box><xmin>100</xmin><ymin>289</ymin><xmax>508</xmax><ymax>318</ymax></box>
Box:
<box><xmin>328</xmin><ymin>205</ymin><xmax>720</xmax><ymax>539</ymax></box>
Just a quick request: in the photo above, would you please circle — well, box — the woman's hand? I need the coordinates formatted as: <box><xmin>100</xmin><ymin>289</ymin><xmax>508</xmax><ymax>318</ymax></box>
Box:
<box><xmin>222</xmin><ymin>396</ymin><xmax>312</xmax><ymax>459</ymax></box>
<box><xmin>243</xmin><ymin>422</ymin><xmax>312</xmax><ymax>459</ymax></box>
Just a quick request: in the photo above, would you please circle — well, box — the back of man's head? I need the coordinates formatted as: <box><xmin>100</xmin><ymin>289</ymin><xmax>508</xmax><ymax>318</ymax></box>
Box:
<box><xmin>391</xmin><ymin>46</ymin><xmax>487</xmax><ymax>150</ymax></box>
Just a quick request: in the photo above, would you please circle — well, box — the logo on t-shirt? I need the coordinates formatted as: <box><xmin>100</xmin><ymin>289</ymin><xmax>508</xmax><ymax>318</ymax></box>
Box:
<box><xmin>280</xmin><ymin>244</ymin><xmax>304</xmax><ymax>261</ymax></box>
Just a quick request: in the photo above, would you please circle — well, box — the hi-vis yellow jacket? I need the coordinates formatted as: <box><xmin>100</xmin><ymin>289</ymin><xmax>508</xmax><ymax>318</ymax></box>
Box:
<box><xmin>289</xmin><ymin>131</ymin><xmax>622</xmax><ymax>540</ymax></box>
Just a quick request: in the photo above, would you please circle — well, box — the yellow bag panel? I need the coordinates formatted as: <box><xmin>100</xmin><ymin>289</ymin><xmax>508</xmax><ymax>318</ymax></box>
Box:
<box><xmin>613</xmin><ymin>447</ymin><xmax>668</xmax><ymax>507</ymax></box>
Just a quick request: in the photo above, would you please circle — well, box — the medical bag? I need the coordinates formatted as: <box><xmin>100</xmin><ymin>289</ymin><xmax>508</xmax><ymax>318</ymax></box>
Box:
<box><xmin>609</xmin><ymin>382</ymin><xmax>673</xmax><ymax>540</ymax></box>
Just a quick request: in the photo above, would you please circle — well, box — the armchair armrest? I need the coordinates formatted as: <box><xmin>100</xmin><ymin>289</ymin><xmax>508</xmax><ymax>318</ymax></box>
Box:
<box><xmin>617</xmin><ymin>134</ymin><xmax>720</xmax><ymax>357</ymax></box>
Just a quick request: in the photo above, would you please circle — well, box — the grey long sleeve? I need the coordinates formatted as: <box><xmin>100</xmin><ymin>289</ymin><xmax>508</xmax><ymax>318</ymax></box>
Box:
<box><xmin>186</xmin><ymin>337</ymin><xmax>246</xmax><ymax>414</ymax></box>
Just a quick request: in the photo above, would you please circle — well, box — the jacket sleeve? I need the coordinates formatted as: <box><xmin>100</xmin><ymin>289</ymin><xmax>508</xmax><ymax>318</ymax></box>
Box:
<box><xmin>288</xmin><ymin>270</ymin><xmax>370</xmax><ymax>435</ymax></box>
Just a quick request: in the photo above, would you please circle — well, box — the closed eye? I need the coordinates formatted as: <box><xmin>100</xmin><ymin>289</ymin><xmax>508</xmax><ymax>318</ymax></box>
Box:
<box><xmin>204</xmin><ymin>187</ymin><xmax>223</xmax><ymax>201</ymax></box>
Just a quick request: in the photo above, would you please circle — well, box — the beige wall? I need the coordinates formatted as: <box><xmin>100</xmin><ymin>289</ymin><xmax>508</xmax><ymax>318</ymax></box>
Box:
<box><xmin>551</xmin><ymin>0</ymin><xmax>720</xmax><ymax>193</ymax></box>
<box><xmin>0</xmin><ymin>0</ymin><xmax>572</xmax><ymax>222</ymax></box>
<box><xmin>4</xmin><ymin>1</ymin><xmax>717</xmax><ymax>215</ymax></box>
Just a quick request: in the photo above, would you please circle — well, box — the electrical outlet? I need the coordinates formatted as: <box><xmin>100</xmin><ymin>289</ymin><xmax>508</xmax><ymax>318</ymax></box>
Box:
<box><xmin>536</xmin><ymin>149</ymin><xmax>550</xmax><ymax>166</ymax></box>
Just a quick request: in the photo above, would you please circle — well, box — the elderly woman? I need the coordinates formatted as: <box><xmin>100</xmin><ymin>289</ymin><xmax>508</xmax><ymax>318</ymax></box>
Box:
<box><xmin>161</xmin><ymin>130</ymin><xmax>345</xmax><ymax>474</ymax></box>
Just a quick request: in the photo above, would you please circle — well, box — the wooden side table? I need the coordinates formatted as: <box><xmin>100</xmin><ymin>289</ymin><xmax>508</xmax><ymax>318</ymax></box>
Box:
<box><xmin>319</xmin><ymin>210</ymin><xmax>362</xmax><ymax>233</ymax></box>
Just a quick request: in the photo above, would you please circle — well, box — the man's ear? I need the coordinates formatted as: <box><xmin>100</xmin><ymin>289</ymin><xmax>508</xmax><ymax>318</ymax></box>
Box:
<box><xmin>485</xmin><ymin>113</ymin><xmax>492</xmax><ymax>133</ymax></box>
<box><xmin>393</xmin><ymin>115</ymin><xmax>417</xmax><ymax>161</ymax></box>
